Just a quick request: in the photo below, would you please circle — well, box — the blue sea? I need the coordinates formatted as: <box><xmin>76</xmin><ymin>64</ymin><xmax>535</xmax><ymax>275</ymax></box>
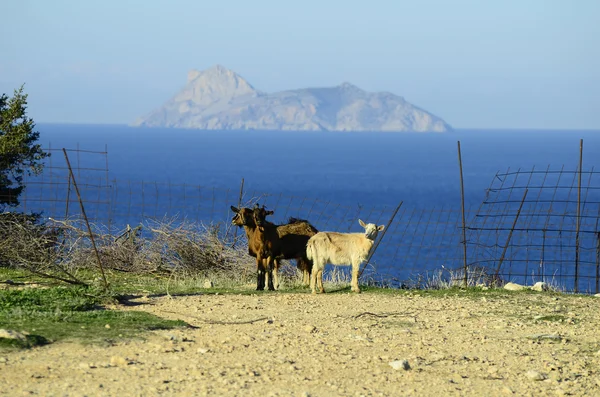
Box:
<box><xmin>20</xmin><ymin>124</ymin><xmax>600</xmax><ymax>292</ymax></box>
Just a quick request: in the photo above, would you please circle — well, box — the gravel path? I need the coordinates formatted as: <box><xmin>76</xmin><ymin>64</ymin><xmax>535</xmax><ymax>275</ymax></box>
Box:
<box><xmin>1</xmin><ymin>291</ymin><xmax>599</xmax><ymax>396</ymax></box>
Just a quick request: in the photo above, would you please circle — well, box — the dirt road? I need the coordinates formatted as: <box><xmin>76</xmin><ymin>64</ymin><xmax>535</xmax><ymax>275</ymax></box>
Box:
<box><xmin>1</xmin><ymin>290</ymin><xmax>599</xmax><ymax>396</ymax></box>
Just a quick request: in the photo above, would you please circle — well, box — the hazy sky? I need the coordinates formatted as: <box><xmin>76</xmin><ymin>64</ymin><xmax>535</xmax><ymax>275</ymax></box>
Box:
<box><xmin>1</xmin><ymin>0</ymin><xmax>598</xmax><ymax>129</ymax></box>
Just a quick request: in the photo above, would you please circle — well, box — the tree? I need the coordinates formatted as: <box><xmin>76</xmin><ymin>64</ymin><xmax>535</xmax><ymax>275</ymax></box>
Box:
<box><xmin>0</xmin><ymin>85</ymin><xmax>49</xmax><ymax>208</ymax></box>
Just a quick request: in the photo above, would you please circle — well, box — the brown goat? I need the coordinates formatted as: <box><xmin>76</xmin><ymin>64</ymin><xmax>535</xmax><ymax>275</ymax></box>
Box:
<box><xmin>253</xmin><ymin>205</ymin><xmax>318</xmax><ymax>290</ymax></box>
<box><xmin>230</xmin><ymin>205</ymin><xmax>274</xmax><ymax>290</ymax></box>
<box><xmin>231</xmin><ymin>204</ymin><xmax>318</xmax><ymax>290</ymax></box>
<box><xmin>252</xmin><ymin>206</ymin><xmax>281</xmax><ymax>291</ymax></box>
<box><xmin>273</xmin><ymin>217</ymin><xmax>317</xmax><ymax>286</ymax></box>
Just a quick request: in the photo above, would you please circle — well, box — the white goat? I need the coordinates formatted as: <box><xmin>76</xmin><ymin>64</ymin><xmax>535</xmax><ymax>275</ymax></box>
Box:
<box><xmin>306</xmin><ymin>219</ymin><xmax>384</xmax><ymax>294</ymax></box>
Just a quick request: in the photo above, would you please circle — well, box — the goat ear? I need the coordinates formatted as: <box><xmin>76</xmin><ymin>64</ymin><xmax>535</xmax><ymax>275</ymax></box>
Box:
<box><xmin>378</xmin><ymin>225</ymin><xmax>385</xmax><ymax>231</ymax></box>
<box><xmin>230</xmin><ymin>206</ymin><xmax>239</xmax><ymax>213</ymax></box>
<box><xmin>358</xmin><ymin>219</ymin><xmax>366</xmax><ymax>228</ymax></box>
<box><xmin>266</xmin><ymin>210</ymin><xmax>274</xmax><ymax>215</ymax></box>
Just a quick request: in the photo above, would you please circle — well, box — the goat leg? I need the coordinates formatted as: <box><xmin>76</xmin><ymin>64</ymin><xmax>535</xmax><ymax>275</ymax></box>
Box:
<box><xmin>310</xmin><ymin>262</ymin><xmax>320</xmax><ymax>294</ymax></box>
<box><xmin>317</xmin><ymin>268</ymin><xmax>325</xmax><ymax>293</ymax></box>
<box><xmin>256</xmin><ymin>270</ymin><xmax>265</xmax><ymax>291</ymax></box>
<box><xmin>256</xmin><ymin>256</ymin><xmax>265</xmax><ymax>291</ymax></box>
<box><xmin>272</xmin><ymin>259</ymin><xmax>280</xmax><ymax>290</ymax></box>
<box><xmin>351</xmin><ymin>261</ymin><xmax>361</xmax><ymax>293</ymax></box>
<box><xmin>266</xmin><ymin>256</ymin><xmax>275</xmax><ymax>291</ymax></box>
<box><xmin>297</xmin><ymin>257</ymin><xmax>309</xmax><ymax>286</ymax></box>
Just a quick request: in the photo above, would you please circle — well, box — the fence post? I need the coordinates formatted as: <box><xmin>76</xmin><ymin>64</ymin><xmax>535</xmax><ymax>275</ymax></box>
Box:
<box><xmin>64</xmin><ymin>173</ymin><xmax>72</xmax><ymax>219</ymax></box>
<box><xmin>596</xmin><ymin>232</ymin><xmax>600</xmax><ymax>294</ymax></box>
<box><xmin>359</xmin><ymin>201</ymin><xmax>403</xmax><ymax>279</ymax></box>
<box><xmin>495</xmin><ymin>188</ymin><xmax>528</xmax><ymax>279</ymax></box>
<box><xmin>457</xmin><ymin>141</ymin><xmax>469</xmax><ymax>288</ymax></box>
<box><xmin>105</xmin><ymin>143</ymin><xmax>111</xmax><ymax>231</ymax></box>
<box><xmin>574</xmin><ymin>139</ymin><xmax>583</xmax><ymax>293</ymax></box>
<box><xmin>231</xmin><ymin>178</ymin><xmax>245</xmax><ymax>248</ymax></box>
<box><xmin>62</xmin><ymin>149</ymin><xmax>109</xmax><ymax>290</ymax></box>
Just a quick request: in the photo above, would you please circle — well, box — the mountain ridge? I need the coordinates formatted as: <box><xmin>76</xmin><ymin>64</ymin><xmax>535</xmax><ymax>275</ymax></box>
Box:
<box><xmin>133</xmin><ymin>65</ymin><xmax>452</xmax><ymax>132</ymax></box>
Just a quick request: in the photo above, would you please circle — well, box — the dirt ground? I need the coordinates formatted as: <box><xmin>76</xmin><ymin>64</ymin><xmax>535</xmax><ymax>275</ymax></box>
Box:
<box><xmin>1</xmin><ymin>290</ymin><xmax>599</xmax><ymax>396</ymax></box>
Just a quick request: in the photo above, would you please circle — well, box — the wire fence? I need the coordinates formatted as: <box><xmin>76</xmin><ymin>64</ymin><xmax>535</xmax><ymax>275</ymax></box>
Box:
<box><xmin>10</xmin><ymin>141</ymin><xmax>600</xmax><ymax>293</ymax></box>
<box><xmin>466</xmin><ymin>162</ymin><xmax>600</xmax><ymax>293</ymax></box>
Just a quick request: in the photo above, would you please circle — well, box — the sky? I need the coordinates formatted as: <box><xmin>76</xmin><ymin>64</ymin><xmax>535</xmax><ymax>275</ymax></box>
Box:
<box><xmin>1</xmin><ymin>0</ymin><xmax>598</xmax><ymax>129</ymax></box>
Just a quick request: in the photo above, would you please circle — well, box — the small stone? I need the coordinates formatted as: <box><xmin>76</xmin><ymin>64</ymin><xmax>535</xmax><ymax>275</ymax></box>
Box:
<box><xmin>594</xmin><ymin>293</ymin><xmax>600</xmax><ymax>298</ymax></box>
<box><xmin>389</xmin><ymin>360</ymin><xmax>411</xmax><ymax>370</ymax></box>
<box><xmin>525</xmin><ymin>370</ymin><xmax>547</xmax><ymax>381</ymax></box>
<box><xmin>203</xmin><ymin>279</ymin><xmax>213</xmax><ymax>289</ymax></box>
<box><xmin>165</xmin><ymin>334</ymin><xmax>178</xmax><ymax>342</ymax></box>
<box><xmin>104</xmin><ymin>324</ymin><xmax>111</xmax><ymax>329</ymax></box>
<box><xmin>0</xmin><ymin>329</ymin><xmax>27</xmax><ymax>340</ymax></box>
<box><xmin>504</xmin><ymin>282</ymin><xmax>526</xmax><ymax>291</ymax></box>
<box><xmin>197</xmin><ymin>348</ymin><xmax>210</xmax><ymax>354</ymax></box>
<box><xmin>0</xmin><ymin>357</ymin><xmax>7</xmax><ymax>363</ymax></box>
<box><xmin>304</xmin><ymin>325</ymin><xmax>316</xmax><ymax>333</ymax></box>
<box><xmin>110</xmin><ymin>356</ymin><xmax>128</xmax><ymax>367</ymax></box>
<box><xmin>502</xmin><ymin>386</ymin><xmax>514</xmax><ymax>394</ymax></box>
<box><xmin>531</xmin><ymin>282</ymin><xmax>548</xmax><ymax>292</ymax></box>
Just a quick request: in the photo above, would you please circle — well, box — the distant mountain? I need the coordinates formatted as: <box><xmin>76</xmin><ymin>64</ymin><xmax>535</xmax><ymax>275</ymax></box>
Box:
<box><xmin>132</xmin><ymin>65</ymin><xmax>452</xmax><ymax>132</ymax></box>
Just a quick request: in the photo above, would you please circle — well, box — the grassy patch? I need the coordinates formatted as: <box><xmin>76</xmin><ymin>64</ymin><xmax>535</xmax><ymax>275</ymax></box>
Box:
<box><xmin>0</xmin><ymin>286</ymin><xmax>104</xmax><ymax>312</ymax></box>
<box><xmin>0</xmin><ymin>285</ymin><xmax>187</xmax><ymax>351</ymax></box>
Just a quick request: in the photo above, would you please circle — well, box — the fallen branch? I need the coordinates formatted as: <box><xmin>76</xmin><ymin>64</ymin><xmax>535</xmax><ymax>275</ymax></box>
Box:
<box><xmin>353</xmin><ymin>311</ymin><xmax>420</xmax><ymax>322</ymax></box>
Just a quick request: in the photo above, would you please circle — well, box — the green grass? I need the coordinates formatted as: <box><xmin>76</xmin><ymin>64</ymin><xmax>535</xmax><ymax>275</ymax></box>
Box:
<box><xmin>0</xmin><ymin>281</ymin><xmax>188</xmax><ymax>351</ymax></box>
<box><xmin>1</xmin><ymin>309</ymin><xmax>187</xmax><ymax>348</ymax></box>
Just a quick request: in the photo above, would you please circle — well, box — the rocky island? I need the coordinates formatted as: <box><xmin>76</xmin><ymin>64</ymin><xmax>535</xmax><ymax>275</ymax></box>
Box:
<box><xmin>133</xmin><ymin>65</ymin><xmax>452</xmax><ymax>132</ymax></box>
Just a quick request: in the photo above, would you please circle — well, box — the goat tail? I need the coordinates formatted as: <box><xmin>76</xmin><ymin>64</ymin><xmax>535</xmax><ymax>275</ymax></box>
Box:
<box><xmin>306</xmin><ymin>240</ymin><xmax>315</xmax><ymax>262</ymax></box>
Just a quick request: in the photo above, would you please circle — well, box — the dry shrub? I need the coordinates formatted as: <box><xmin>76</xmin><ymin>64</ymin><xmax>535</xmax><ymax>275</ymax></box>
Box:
<box><xmin>0</xmin><ymin>212</ymin><xmax>62</xmax><ymax>267</ymax></box>
<box><xmin>45</xmin><ymin>216</ymin><xmax>253</xmax><ymax>280</ymax></box>
<box><xmin>59</xmin><ymin>221</ymin><xmax>145</xmax><ymax>273</ymax></box>
<box><xmin>142</xmin><ymin>217</ymin><xmax>253</xmax><ymax>277</ymax></box>
<box><xmin>0</xmin><ymin>212</ymin><xmax>82</xmax><ymax>284</ymax></box>
<box><xmin>410</xmin><ymin>265</ymin><xmax>502</xmax><ymax>290</ymax></box>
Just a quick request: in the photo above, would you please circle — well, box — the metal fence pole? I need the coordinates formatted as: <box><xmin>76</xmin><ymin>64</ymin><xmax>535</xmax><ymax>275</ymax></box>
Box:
<box><xmin>359</xmin><ymin>201</ymin><xmax>403</xmax><ymax>279</ymax></box>
<box><xmin>457</xmin><ymin>141</ymin><xmax>469</xmax><ymax>288</ymax></box>
<box><xmin>596</xmin><ymin>232</ymin><xmax>600</xmax><ymax>294</ymax></box>
<box><xmin>64</xmin><ymin>173</ymin><xmax>72</xmax><ymax>219</ymax></box>
<box><xmin>62</xmin><ymin>149</ymin><xmax>108</xmax><ymax>290</ymax></box>
<box><xmin>495</xmin><ymin>188</ymin><xmax>528</xmax><ymax>279</ymax></box>
<box><xmin>574</xmin><ymin>139</ymin><xmax>583</xmax><ymax>292</ymax></box>
<box><xmin>231</xmin><ymin>178</ymin><xmax>244</xmax><ymax>248</ymax></box>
